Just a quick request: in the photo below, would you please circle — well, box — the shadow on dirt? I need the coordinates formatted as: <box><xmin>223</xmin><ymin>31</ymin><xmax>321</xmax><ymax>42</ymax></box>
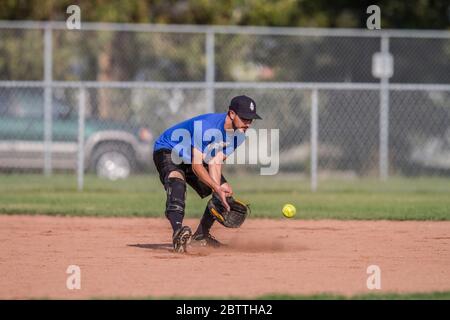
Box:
<box><xmin>127</xmin><ymin>243</ymin><xmax>172</xmax><ymax>251</ymax></box>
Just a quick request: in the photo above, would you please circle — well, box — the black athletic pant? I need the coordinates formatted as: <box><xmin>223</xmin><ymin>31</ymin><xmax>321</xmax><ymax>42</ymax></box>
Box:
<box><xmin>153</xmin><ymin>149</ymin><xmax>226</xmax><ymax>235</ymax></box>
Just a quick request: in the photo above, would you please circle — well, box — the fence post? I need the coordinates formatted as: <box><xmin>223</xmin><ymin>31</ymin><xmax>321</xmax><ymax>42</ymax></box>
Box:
<box><xmin>205</xmin><ymin>30</ymin><xmax>215</xmax><ymax>113</ymax></box>
<box><xmin>379</xmin><ymin>35</ymin><xmax>390</xmax><ymax>181</ymax></box>
<box><xmin>43</xmin><ymin>24</ymin><xmax>53</xmax><ymax>176</ymax></box>
<box><xmin>311</xmin><ymin>89</ymin><xmax>319</xmax><ymax>192</ymax></box>
<box><xmin>77</xmin><ymin>87</ymin><xmax>86</xmax><ymax>191</ymax></box>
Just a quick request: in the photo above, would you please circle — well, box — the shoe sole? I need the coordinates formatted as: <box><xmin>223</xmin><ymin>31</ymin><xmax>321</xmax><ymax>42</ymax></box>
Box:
<box><xmin>174</xmin><ymin>227</ymin><xmax>192</xmax><ymax>253</ymax></box>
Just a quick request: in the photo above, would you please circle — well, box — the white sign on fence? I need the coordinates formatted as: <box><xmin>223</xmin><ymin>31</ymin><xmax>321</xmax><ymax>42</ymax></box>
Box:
<box><xmin>372</xmin><ymin>52</ymin><xmax>394</xmax><ymax>78</ymax></box>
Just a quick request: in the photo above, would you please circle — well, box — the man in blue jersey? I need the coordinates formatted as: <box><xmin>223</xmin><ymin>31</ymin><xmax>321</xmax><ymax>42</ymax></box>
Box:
<box><xmin>153</xmin><ymin>95</ymin><xmax>262</xmax><ymax>253</ymax></box>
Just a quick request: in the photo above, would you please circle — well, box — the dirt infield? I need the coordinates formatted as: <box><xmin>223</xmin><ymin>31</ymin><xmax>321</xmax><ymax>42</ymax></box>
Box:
<box><xmin>1</xmin><ymin>215</ymin><xmax>450</xmax><ymax>299</ymax></box>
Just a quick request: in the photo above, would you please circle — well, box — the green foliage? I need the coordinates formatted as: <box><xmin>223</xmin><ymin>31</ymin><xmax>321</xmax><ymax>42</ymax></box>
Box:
<box><xmin>2</xmin><ymin>0</ymin><xmax>448</xmax><ymax>83</ymax></box>
<box><xmin>0</xmin><ymin>0</ymin><xmax>448</xmax><ymax>118</ymax></box>
<box><xmin>1</xmin><ymin>1</ymin><xmax>449</xmax><ymax>28</ymax></box>
<box><xmin>0</xmin><ymin>29</ymin><xmax>43</xmax><ymax>80</ymax></box>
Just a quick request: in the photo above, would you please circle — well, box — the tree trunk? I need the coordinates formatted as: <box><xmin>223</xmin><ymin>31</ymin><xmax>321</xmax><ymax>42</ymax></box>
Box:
<box><xmin>97</xmin><ymin>40</ymin><xmax>113</xmax><ymax>119</ymax></box>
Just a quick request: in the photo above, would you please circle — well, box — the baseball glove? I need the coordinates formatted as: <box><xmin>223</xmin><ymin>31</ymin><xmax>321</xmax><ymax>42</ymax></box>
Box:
<box><xmin>207</xmin><ymin>194</ymin><xmax>250</xmax><ymax>228</ymax></box>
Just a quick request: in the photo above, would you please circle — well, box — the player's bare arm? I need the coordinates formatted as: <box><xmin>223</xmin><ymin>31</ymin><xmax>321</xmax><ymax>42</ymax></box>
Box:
<box><xmin>206</xmin><ymin>151</ymin><xmax>233</xmax><ymax>196</ymax></box>
<box><xmin>191</xmin><ymin>147</ymin><xmax>231</xmax><ymax>211</ymax></box>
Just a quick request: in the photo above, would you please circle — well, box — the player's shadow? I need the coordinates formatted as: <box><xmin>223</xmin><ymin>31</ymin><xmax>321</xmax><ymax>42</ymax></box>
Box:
<box><xmin>127</xmin><ymin>243</ymin><xmax>172</xmax><ymax>252</ymax></box>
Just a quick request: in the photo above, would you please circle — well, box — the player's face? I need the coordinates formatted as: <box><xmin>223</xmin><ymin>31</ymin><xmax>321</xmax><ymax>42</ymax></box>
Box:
<box><xmin>234</xmin><ymin>114</ymin><xmax>253</xmax><ymax>132</ymax></box>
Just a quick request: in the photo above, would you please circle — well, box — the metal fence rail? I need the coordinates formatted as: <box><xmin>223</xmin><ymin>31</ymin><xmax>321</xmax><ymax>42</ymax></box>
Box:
<box><xmin>0</xmin><ymin>21</ymin><xmax>449</xmax><ymax>190</ymax></box>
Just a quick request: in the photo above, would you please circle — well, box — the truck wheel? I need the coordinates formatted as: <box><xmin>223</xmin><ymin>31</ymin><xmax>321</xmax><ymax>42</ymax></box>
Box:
<box><xmin>90</xmin><ymin>142</ymin><xmax>136</xmax><ymax>180</ymax></box>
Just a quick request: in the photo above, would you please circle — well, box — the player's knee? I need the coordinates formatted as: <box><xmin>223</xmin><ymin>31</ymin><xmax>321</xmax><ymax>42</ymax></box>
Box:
<box><xmin>168</xmin><ymin>171</ymin><xmax>184</xmax><ymax>180</ymax></box>
<box><xmin>165</xmin><ymin>177</ymin><xmax>186</xmax><ymax>217</ymax></box>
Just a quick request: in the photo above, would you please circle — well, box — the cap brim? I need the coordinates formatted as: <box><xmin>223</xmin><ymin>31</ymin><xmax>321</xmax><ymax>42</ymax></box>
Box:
<box><xmin>237</xmin><ymin>112</ymin><xmax>262</xmax><ymax>120</ymax></box>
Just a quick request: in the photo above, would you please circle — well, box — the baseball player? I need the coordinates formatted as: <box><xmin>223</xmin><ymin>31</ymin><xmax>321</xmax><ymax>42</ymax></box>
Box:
<box><xmin>153</xmin><ymin>95</ymin><xmax>261</xmax><ymax>253</ymax></box>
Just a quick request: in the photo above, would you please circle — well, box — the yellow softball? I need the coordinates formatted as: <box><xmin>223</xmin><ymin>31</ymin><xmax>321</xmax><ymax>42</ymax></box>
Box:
<box><xmin>282</xmin><ymin>204</ymin><xmax>296</xmax><ymax>218</ymax></box>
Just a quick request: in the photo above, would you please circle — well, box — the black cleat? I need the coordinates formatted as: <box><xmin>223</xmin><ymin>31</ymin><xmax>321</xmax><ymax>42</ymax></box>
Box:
<box><xmin>172</xmin><ymin>226</ymin><xmax>192</xmax><ymax>253</ymax></box>
<box><xmin>191</xmin><ymin>232</ymin><xmax>222</xmax><ymax>248</ymax></box>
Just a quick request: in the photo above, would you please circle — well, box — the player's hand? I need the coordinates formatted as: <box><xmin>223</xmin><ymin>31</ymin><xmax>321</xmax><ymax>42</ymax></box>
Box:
<box><xmin>214</xmin><ymin>186</ymin><xmax>231</xmax><ymax>212</ymax></box>
<box><xmin>221</xmin><ymin>183</ymin><xmax>233</xmax><ymax>197</ymax></box>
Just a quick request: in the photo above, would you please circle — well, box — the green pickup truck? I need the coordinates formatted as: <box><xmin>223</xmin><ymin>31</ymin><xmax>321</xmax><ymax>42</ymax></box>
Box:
<box><xmin>0</xmin><ymin>91</ymin><xmax>153</xmax><ymax>180</ymax></box>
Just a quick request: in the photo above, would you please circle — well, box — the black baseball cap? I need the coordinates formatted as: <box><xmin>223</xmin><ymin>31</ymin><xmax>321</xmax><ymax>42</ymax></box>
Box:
<box><xmin>229</xmin><ymin>95</ymin><xmax>262</xmax><ymax>120</ymax></box>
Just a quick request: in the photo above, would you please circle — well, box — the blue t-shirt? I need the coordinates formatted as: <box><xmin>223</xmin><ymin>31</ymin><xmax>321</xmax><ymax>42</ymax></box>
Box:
<box><xmin>154</xmin><ymin>113</ymin><xmax>246</xmax><ymax>163</ymax></box>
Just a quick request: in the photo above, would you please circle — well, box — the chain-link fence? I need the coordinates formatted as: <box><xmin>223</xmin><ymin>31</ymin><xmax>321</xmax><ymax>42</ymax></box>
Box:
<box><xmin>0</xmin><ymin>21</ymin><xmax>449</xmax><ymax>189</ymax></box>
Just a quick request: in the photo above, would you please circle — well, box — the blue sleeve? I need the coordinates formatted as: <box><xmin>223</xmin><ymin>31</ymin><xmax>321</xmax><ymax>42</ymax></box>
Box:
<box><xmin>224</xmin><ymin>131</ymin><xmax>246</xmax><ymax>157</ymax></box>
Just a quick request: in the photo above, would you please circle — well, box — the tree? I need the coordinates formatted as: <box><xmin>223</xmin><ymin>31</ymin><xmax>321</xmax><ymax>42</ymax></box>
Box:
<box><xmin>0</xmin><ymin>0</ymin><xmax>448</xmax><ymax>121</ymax></box>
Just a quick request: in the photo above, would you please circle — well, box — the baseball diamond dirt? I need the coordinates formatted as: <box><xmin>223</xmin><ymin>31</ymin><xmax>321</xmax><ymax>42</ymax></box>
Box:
<box><xmin>1</xmin><ymin>215</ymin><xmax>450</xmax><ymax>299</ymax></box>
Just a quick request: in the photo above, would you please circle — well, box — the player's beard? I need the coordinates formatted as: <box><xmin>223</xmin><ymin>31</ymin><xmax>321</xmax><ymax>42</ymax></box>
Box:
<box><xmin>235</xmin><ymin>124</ymin><xmax>248</xmax><ymax>133</ymax></box>
<box><xmin>237</xmin><ymin>121</ymin><xmax>249</xmax><ymax>133</ymax></box>
<box><xmin>230</xmin><ymin>115</ymin><xmax>248</xmax><ymax>133</ymax></box>
<box><xmin>232</xmin><ymin>119</ymin><xmax>238</xmax><ymax>131</ymax></box>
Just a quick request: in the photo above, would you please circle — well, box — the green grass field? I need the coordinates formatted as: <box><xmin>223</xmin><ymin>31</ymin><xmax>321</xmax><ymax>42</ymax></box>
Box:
<box><xmin>259</xmin><ymin>291</ymin><xmax>450</xmax><ymax>300</ymax></box>
<box><xmin>98</xmin><ymin>291</ymin><xmax>450</xmax><ymax>300</ymax></box>
<box><xmin>0</xmin><ymin>174</ymin><xmax>449</xmax><ymax>220</ymax></box>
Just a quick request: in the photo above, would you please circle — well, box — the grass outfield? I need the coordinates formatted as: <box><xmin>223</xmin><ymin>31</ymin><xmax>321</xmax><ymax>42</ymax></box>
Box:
<box><xmin>258</xmin><ymin>291</ymin><xmax>450</xmax><ymax>300</ymax></box>
<box><xmin>100</xmin><ymin>291</ymin><xmax>450</xmax><ymax>300</ymax></box>
<box><xmin>0</xmin><ymin>174</ymin><xmax>449</xmax><ymax>220</ymax></box>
